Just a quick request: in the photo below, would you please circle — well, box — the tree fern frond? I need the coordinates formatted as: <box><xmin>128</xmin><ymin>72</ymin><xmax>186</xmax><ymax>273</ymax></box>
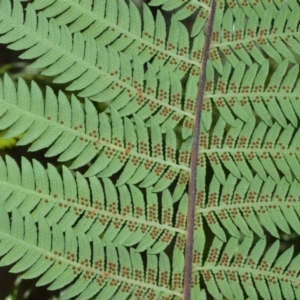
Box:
<box><xmin>197</xmin><ymin>172</ymin><xmax>300</xmax><ymax>239</ymax></box>
<box><xmin>210</xmin><ymin>2</ymin><xmax>300</xmax><ymax>73</ymax></box>
<box><xmin>148</xmin><ymin>0</ymin><xmax>211</xmax><ymax>37</ymax></box>
<box><xmin>228</xmin><ymin>0</ymin><xmax>299</xmax><ymax>20</ymax></box>
<box><xmin>0</xmin><ymin>206</ymin><xmax>183</xmax><ymax>299</ymax></box>
<box><xmin>0</xmin><ymin>75</ymin><xmax>190</xmax><ymax>192</ymax></box>
<box><xmin>204</xmin><ymin>59</ymin><xmax>300</xmax><ymax>131</ymax></box>
<box><xmin>1</xmin><ymin>0</ymin><xmax>300</xmax><ymax>298</ymax></box>
<box><xmin>0</xmin><ymin>0</ymin><xmax>198</xmax><ymax>129</ymax></box>
<box><xmin>195</xmin><ymin>235</ymin><xmax>300</xmax><ymax>300</ymax></box>
<box><xmin>11</xmin><ymin>0</ymin><xmax>203</xmax><ymax>82</ymax></box>
<box><xmin>204</xmin><ymin>115</ymin><xmax>300</xmax><ymax>185</ymax></box>
<box><xmin>0</xmin><ymin>155</ymin><xmax>187</xmax><ymax>254</ymax></box>
<box><xmin>23</xmin><ymin>0</ymin><xmax>202</xmax><ymax>79</ymax></box>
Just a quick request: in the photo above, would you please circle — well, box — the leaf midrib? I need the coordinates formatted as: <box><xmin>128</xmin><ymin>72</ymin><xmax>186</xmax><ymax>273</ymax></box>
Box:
<box><xmin>196</xmin><ymin>200</ymin><xmax>299</xmax><ymax>215</ymax></box>
<box><xmin>194</xmin><ymin>265</ymin><xmax>295</xmax><ymax>284</ymax></box>
<box><xmin>211</xmin><ymin>31</ymin><xmax>300</xmax><ymax>49</ymax></box>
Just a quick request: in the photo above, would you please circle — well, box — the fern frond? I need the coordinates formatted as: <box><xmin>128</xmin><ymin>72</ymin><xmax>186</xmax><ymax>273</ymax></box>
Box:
<box><xmin>195</xmin><ymin>235</ymin><xmax>300</xmax><ymax>299</ymax></box>
<box><xmin>0</xmin><ymin>155</ymin><xmax>187</xmax><ymax>254</ymax></box>
<box><xmin>203</xmin><ymin>115</ymin><xmax>300</xmax><ymax>186</ymax></box>
<box><xmin>228</xmin><ymin>0</ymin><xmax>297</xmax><ymax>16</ymax></box>
<box><xmin>199</xmin><ymin>119</ymin><xmax>294</xmax><ymax>239</ymax></box>
<box><xmin>0</xmin><ymin>0</ymin><xmax>198</xmax><ymax>130</ymax></box>
<box><xmin>203</xmin><ymin>59</ymin><xmax>300</xmax><ymax>131</ymax></box>
<box><xmin>1</xmin><ymin>0</ymin><xmax>300</xmax><ymax>298</ymax></box>
<box><xmin>210</xmin><ymin>2</ymin><xmax>300</xmax><ymax>74</ymax></box>
<box><xmin>148</xmin><ymin>0</ymin><xmax>211</xmax><ymax>37</ymax></box>
<box><xmin>197</xmin><ymin>172</ymin><xmax>300</xmax><ymax>240</ymax></box>
<box><xmin>0</xmin><ymin>206</ymin><xmax>183</xmax><ymax>299</ymax></box>
<box><xmin>30</xmin><ymin>0</ymin><xmax>201</xmax><ymax>78</ymax></box>
<box><xmin>0</xmin><ymin>75</ymin><xmax>191</xmax><ymax>196</ymax></box>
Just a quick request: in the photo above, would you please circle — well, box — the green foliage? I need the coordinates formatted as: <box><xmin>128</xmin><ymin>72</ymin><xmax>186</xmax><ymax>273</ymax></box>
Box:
<box><xmin>0</xmin><ymin>0</ymin><xmax>300</xmax><ymax>299</ymax></box>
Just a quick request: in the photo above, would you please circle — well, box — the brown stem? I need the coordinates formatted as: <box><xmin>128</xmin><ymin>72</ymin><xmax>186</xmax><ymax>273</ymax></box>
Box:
<box><xmin>183</xmin><ymin>1</ymin><xmax>217</xmax><ymax>299</ymax></box>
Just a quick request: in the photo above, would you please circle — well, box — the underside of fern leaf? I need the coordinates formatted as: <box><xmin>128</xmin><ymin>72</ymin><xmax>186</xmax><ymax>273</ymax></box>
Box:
<box><xmin>1</xmin><ymin>0</ymin><xmax>300</xmax><ymax>299</ymax></box>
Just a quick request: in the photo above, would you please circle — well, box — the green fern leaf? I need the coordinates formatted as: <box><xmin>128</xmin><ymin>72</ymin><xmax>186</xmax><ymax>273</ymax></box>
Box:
<box><xmin>0</xmin><ymin>155</ymin><xmax>188</xmax><ymax>255</ymax></box>
<box><xmin>0</xmin><ymin>0</ymin><xmax>202</xmax><ymax>145</ymax></box>
<box><xmin>149</xmin><ymin>0</ymin><xmax>211</xmax><ymax>37</ymax></box>
<box><xmin>194</xmin><ymin>235</ymin><xmax>300</xmax><ymax>299</ymax></box>
<box><xmin>29</xmin><ymin>0</ymin><xmax>202</xmax><ymax>79</ymax></box>
<box><xmin>210</xmin><ymin>2</ymin><xmax>300</xmax><ymax>72</ymax></box>
<box><xmin>0</xmin><ymin>75</ymin><xmax>191</xmax><ymax>194</ymax></box>
<box><xmin>1</xmin><ymin>0</ymin><xmax>300</xmax><ymax>299</ymax></box>
<box><xmin>0</xmin><ymin>206</ymin><xmax>185</xmax><ymax>298</ymax></box>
